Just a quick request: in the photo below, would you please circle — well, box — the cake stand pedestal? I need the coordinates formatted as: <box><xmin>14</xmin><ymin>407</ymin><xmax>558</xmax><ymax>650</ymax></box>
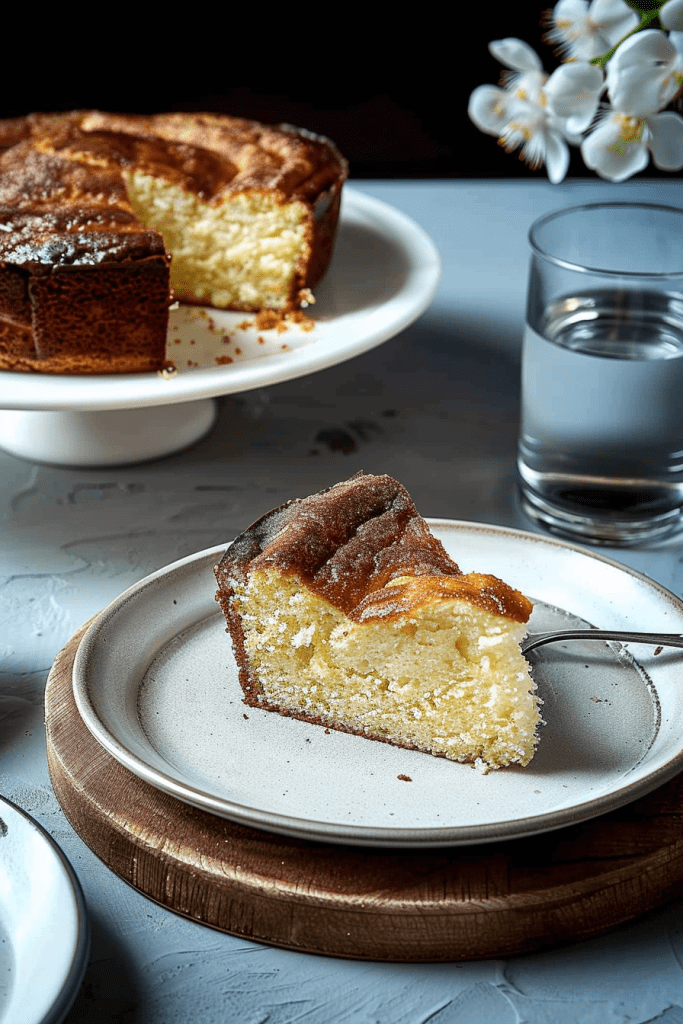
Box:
<box><xmin>0</xmin><ymin>400</ymin><xmax>218</xmax><ymax>467</ymax></box>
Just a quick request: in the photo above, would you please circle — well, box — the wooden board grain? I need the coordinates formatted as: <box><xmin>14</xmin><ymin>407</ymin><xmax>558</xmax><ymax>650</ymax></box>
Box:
<box><xmin>45</xmin><ymin>625</ymin><xmax>683</xmax><ymax>962</ymax></box>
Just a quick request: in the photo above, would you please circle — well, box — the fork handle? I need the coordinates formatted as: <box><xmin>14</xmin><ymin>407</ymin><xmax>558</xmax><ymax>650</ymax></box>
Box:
<box><xmin>521</xmin><ymin>630</ymin><xmax>683</xmax><ymax>654</ymax></box>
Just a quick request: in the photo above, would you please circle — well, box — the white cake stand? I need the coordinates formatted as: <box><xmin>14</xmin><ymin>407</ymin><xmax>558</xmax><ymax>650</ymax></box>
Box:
<box><xmin>0</xmin><ymin>190</ymin><xmax>441</xmax><ymax>467</ymax></box>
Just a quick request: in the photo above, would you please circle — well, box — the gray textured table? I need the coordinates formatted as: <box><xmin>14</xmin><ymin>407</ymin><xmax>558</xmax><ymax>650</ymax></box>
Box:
<box><xmin>3</xmin><ymin>178</ymin><xmax>683</xmax><ymax>1023</ymax></box>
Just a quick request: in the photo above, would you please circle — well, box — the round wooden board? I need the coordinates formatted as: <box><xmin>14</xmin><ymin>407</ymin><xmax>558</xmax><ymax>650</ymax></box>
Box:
<box><xmin>46</xmin><ymin>625</ymin><xmax>683</xmax><ymax>962</ymax></box>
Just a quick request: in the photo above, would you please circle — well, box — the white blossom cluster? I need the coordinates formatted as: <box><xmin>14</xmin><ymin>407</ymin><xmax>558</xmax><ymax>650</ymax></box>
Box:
<box><xmin>468</xmin><ymin>0</ymin><xmax>683</xmax><ymax>181</ymax></box>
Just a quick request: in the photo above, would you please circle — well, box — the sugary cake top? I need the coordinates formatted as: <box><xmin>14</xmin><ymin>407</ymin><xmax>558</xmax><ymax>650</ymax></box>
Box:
<box><xmin>0</xmin><ymin>140</ymin><xmax>168</xmax><ymax>266</ymax></box>
<box><xmin>217</xmin><ymin>472</ymin><xmax>532</xmax><ymax>624</ymax></box>
<box><xmin>0</xmin><ymin>111</ymin><xmax>348</xmax><ymax>268</ymax></box>
<box><xmin>0</xmin><ymin>110</ymin><xmax>347</xmax><ymax>201</ymax></box>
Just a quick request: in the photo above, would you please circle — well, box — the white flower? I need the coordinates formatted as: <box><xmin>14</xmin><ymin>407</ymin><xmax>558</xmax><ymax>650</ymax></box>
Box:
<box><xmin>581</xmin><ymin>107</ymin><xmax>683</xmax><ymax>179</ymax></box>
<box><xmin>606</xmin><ymin>29</ymin><xmax>683</xmax><ymax>115</ymax></box>
<box><xmin>468</xmin><ymin>38</ymin><xmax>603</xmax><ymax>183</ymax></box>
<box><xmin>660</xmin><ymin>0</ymin><xmax>683</xmax><ymax>33</ymax></box>
<box><xmin>544</xmin><ymin>0</ymin><xmax>639</xmax><ymax>61</ymax></box>
<box><xmin>581</xmin><ymin>29</ymin><xmax>683</xmax><ymax>182</ymax></box>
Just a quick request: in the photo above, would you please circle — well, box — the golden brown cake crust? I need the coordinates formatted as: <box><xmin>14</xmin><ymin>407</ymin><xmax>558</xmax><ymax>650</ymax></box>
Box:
<box><xmin>215</xmin><ymin>472</ymin><xmax>533</xmax><ymax>624</ymax></box>
<box><xmin>77</xmin><ymin>111</ymin><xmax>348</xmax><ymax>205</ymax></box>
<box><xmin>0</xmin><ymin>111</ymin><xmax>348</xmax><ymax>374</ymax></box>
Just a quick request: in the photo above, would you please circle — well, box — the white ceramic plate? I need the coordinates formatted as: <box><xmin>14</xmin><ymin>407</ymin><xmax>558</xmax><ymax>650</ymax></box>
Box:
<box><xmin>0</xmin><ymin>795</ymin><xmax>89</xmax><ymax>1024</ymax></box>
<box><xmin>0</xmin><ymin>188</ymin><xmax>441</xmax><ymax>412</ymax></box>
<box><xmin>72</xmin><ymin>521</ymin><xmax>683</xmax><ymax>848</ymax></box>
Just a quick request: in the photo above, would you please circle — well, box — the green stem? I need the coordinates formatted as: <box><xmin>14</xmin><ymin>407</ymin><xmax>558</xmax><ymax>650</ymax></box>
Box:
<box><xmin>590</xmin><ymin>4</ymin><xmax>665</xmax><ymax>68</ymax></box>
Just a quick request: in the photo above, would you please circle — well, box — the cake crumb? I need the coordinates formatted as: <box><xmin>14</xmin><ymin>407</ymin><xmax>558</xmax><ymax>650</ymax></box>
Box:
<box><xmin>157</xmin><ymin>361</ymin><xmax>177</xmax><ymax>379</ymax></box>
<box><xmin>286</xmin><ymin>309</ymin><xmax>315</xmax><ymax>331</ymax></box>
<box><xmin>255</xmin><ymin>309</ymin><xmax>289</xmax><ymax>333</ymax></box>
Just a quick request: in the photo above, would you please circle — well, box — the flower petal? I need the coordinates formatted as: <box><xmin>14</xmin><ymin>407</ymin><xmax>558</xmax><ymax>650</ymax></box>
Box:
<box><xmin>543</xmin><ymin>131</ymin><xmax>571</xmax><ymax>184</ymax></box>
<box><xmin>489</xmin><ymin>38</ymin><xmax>543</xmax><ymax>73</ymax></box>
<box><xmin>468</xmin><ymin>85</ymin><xmax>514</xmax><ymax>136</ymax></box>
<box><xmin>660</xmin><ymin>0</ymin><xmax>683</xmax><ymax>32</ymax></box>
<box><xmin>669</xmin><ymin>30</ymin><xmax>683</xmax><ymax>60</ymax></box>
<box><xmin>552</xmin><ymin>0</ymin><xmax>590</xmax><ymax>23</ymax></box>
<box><xmin>646</xmin><ymin>110</ymin><xmax>683</xmax><ymax>170</ymax></box>
<box><xmin>544</xmin><ymin>62</ymin><xmax>604</xmax><ymax>132</ymax></box>
<box><xmin>581</xmin><ymin>112</ymin><xmax>650</xmax><ymax>180</ymax></box>
<box><xmin>610</xmin><ymin>27</ymin><xmax>677</xmax><ymax>69</ymax></box>
<box><xmin>589</xmin><ymin>0</ymin><xmax>639</xmax><ymax>38</ymax></box>
<box><xmin>607</xmin><ymin>30</ymin><xmax>682</xmax><ymax>115</ymax></box>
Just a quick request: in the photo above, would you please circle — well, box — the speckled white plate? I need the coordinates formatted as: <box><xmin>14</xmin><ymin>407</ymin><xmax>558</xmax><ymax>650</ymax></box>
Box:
<box><xmin>72</xmin><ymin>522</ymin><xmax>683</xmax><ymax>848</ymax></box>
<box><xmin>0</xmin><ymin>795</ymin><xmax>90</xmax><ymax>1024</ymax></box>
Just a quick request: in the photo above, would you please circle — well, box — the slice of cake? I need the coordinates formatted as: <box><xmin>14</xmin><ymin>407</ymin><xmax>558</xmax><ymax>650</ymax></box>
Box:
<box><xmin>214</xmin><ymin>473</ymin><xmax>539</xmax><ymax>770</ymax></box>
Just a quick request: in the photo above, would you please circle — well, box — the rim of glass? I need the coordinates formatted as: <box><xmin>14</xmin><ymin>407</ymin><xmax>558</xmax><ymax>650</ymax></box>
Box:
<box><xmin>529</xmin><ymin>201</ymin><xmax>683</xmax><ymax>278</ymax></box>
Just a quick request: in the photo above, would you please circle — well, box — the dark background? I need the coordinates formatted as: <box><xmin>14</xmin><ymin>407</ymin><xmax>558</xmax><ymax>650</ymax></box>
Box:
<box><xmin>3</xmin><ymin>8</ymin><xmax>674</xmax><ymax>181</ymax></box>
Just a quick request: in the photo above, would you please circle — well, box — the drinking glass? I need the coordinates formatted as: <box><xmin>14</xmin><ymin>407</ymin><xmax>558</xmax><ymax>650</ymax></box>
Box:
<box><xmin>517</xmin><ymin>202</ymin><xmax>683</xmax><ymax>546</ymax></box>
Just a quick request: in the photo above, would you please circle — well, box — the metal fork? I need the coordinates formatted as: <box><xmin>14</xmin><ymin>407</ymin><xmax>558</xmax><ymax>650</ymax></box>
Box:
<box><xmin>521</xmin><ymin>630</ymin><xmax>683</xmax><ymax>655</ymax></box>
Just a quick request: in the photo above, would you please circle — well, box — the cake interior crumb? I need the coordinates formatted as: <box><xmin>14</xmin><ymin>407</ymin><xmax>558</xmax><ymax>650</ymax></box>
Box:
<box><xmin>228</xmin><ymin>568</ymin><xmax>540</xmax><ymax>770</ymax></box>
<box><xmin>124</xmin><ymin>170</ymin><xmax>310</xmax><ymax>312</ymax></box>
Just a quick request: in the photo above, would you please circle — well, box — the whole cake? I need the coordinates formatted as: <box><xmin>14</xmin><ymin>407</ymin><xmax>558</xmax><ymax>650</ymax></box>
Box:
<box><xmin>214</xmin><ymin>473</ymin><xmax>540</xmax><ymax>770</ymax></box>
<box><xmin>0</xmin><ymin>111</ymin><xmax>347</xmax><ymax>374</ymax></box>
